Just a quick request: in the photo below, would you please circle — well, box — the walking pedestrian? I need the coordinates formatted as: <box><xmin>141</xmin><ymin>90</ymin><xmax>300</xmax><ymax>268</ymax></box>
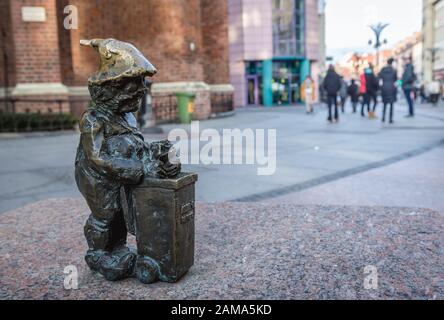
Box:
<box><xmin>378</xmin><ymin>58</ymin><xmax>397</xmax><ymax>124</ymax></box>
<box><xmin>401</xmin><ymin>59</ymin><xmax>417</xmax><ymax>117</ymax></box>
<box><xmin>359</xmin><ymin>71</ymin><xmax>367</xmax><ymax>117</ymax></box>
<box><xmin>339</xmin><ymin>76</ymin><xmax>348</xmax><ymax>113</ymax></box>
<box><xmin>347</xmin><ymin>79</ymin><xmax>359</xmax><ymax>113</ymax></box>
<box><xmin>428</xmin><ymin>80</ymin><xmax>441</xmax><ymax>105</ymax></box>
<box><xmin>419</xmin><ymin>83</ymin><xmax>427</xmax><ymax>103</ymax></box>
<box><xmin>322</xmin><ymin>65</ymin><xmax>341</xmax><ymax>123</ymax></box>
<box><xmin>301</xmin><ymin>75</ymin><xmax>316</xmax><ymax>114</ymax></box>
<box><xmin>365</xmin><ymin>66</ymin><xmax>379</xmax><ymax>119</ymax></box>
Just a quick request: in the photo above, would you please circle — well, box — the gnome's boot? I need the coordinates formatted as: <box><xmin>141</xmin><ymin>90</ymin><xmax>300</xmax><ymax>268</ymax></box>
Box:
<box><xmin>85</xmin><ymin>247</ymin><xmax>136</xmax><ymax>281</ymax></box>
<box><xmin>84</xmin><ymin>215</ymin><xmax>136</xmax><ymax>281</ymax></box>
<box><xmin>85</xmin><ymin>246</ymin><xmax>136</xmax><ymax>281</ymax></box>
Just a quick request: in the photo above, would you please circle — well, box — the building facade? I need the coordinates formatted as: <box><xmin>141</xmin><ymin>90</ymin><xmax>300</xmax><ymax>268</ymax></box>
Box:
<box><xmin>422</xmin><ymin>0</ymin><xmax>444</xmax><ymax>82</ymax></box>
<box><xmin>0</xmin><ymin>0</ymin><xmax>233</xmax><ymax>122</ymax></box>
<box><xmin>228</xmin><ymin>0</ymin><xmax>326</xmax><ymax>107</ymax></box>
<box><xmin>392</xmin><ymin>32</ymin><xmax>423</xmax><ymax>82</ymax></box>
<box><xmin>335</xmin><ymin>50</ymin><xmax>392</xmax><ymax>81</ymax></box>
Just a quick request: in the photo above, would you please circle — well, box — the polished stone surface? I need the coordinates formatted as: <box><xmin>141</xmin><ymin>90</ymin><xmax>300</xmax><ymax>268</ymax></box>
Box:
<box><xmin>1</xmin><ymin>198</ymin><xmax>442</xmax><ymax>299</ymax></box>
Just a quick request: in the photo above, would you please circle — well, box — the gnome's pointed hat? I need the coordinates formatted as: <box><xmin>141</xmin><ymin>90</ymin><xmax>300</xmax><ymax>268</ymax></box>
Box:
<box><xmin>80</xmin><ymin>38</ymin><xmax>157</xmax><ymax>85</ymax></box>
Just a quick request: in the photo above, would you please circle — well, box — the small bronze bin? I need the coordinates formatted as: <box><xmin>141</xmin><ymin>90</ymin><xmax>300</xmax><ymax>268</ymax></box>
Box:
<box><xmin>123</xmin><ymin>172</ymin><xmax>197</xmax><ymax>283</ymax></box>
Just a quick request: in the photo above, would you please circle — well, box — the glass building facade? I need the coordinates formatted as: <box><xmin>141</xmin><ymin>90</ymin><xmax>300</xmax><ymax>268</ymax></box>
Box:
<box><xmin>243</xmin><ymin>0</ymin><xmax>309</xmax><ymax>106</ymax></box>
<box><xmin>272</xmin><ymin>0</ymin><xmax>305</xmax><ymax>57</ymax></box>
<box><xmin>228</xmin><ymin>0</ymin><xmax>323</xmax><ymax>107</ymax></box>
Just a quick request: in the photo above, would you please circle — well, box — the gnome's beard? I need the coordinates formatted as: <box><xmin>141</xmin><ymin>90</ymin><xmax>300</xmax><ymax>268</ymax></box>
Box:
<box><xmin>89</xmin><ymin>84</ymin><xmax>144</xmax><ymax>114</ymax></box>
<box><xmin>116</xmin><ymin>93</ymin><xmax>143</xmax><ymax>114</ymax></box>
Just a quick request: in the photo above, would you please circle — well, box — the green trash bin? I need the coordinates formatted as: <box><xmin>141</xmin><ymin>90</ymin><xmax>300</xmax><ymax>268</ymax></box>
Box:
<box><xmin>176</xmin><ymin>92</ymin><xmax>195</xmax><ymax>124</ymax></box>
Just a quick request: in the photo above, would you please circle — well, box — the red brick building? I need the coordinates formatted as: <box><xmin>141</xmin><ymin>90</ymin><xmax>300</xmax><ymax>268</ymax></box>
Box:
<box><xmin>0</xmin><ymin>0</ymin><xmax>233</xmax><ymax>122</ymax></box>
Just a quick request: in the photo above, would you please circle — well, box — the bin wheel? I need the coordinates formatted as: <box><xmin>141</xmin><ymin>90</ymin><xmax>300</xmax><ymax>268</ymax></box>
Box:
<box><xmin>135</xmin><ymin>255</ymin><xmax>159</xmax><ymax>284</ymax></box>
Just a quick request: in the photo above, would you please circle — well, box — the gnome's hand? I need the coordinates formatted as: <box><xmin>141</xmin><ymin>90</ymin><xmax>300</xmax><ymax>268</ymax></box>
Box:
<box><xmin>143</xmin><ymin>160</ymin><xmax>180</xmax><ymax>178</ymax></box>
<box><xmin>144</xmin><ymin>140</ymin><xmax>181</xmax><ymax>178</ymax></box>
<box><xmin>154</xmin><ymin>160</ymin><xmax>181</xmax><ymax>178</ymax></box>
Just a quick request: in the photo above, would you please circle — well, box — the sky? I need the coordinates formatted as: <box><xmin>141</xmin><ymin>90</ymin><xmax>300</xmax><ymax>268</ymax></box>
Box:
<box><xmin>325</xmin><ymin>0</ymin><xmax>422</xmax><ymax>61</ymax></box>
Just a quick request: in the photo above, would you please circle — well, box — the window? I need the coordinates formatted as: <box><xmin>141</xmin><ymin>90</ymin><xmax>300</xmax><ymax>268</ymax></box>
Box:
<box><xmin>272</xmin><ymin>0</ymin><xmax>305</xmax><ymax>57</ymax></box>
<box><xmin>435</xmin><ymin>1</ymin><xmax>444</xmax><ymax>28</ymax></box>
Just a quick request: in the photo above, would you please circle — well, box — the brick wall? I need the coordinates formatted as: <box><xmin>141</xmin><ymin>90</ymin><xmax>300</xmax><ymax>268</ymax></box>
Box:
<box><xmin>2</xmin><ymin>0</ymin><xmax>232</xmax><ymax>120</ymax></box>
<box><xmin>9</xmin><ymin>0</ymin><xmax>63</xmax><ymax>84</ymax></box>
<box><xmin>60</xmin><ymin>0</ymin><xmax>207</xmax><ymax>86</ymax></box>
<box><xmin>201</xmin><ymin>0</ymin><xmax>230</xmax><ymax>84</ymax></box>
<box><xmin>11</xmin><ymin>95</ymin><xmax>70</xmax><ymax>113</ymax></box>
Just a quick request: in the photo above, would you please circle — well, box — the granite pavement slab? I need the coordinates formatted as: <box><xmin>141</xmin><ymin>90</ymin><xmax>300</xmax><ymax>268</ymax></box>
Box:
<box><xmin>0</xmin><ymin>198</ymin><xmax>442</xmax><ymax>300</ymax></box>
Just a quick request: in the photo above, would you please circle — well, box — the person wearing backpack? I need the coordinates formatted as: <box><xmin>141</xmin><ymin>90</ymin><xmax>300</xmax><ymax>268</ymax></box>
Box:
<box><xmin>401</xmin><ymin>59</ymin><xmax>417</xmax><ymax>117</ymax></box>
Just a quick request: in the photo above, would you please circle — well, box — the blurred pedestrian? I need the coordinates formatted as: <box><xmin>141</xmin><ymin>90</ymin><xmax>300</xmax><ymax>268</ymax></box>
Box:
<box><xmin>428</xmin><ymin>80</ymin><xmax>440</xmax><ymax>105</ymax></box>
<box><xmin>419</xmin><ymin>83</ymin><xmax>427</xmax><ymax>103</ymax></box>
<box><xmin>365</xmin><ymin>65</ymin><xmax>379</xmax><ymax>119</ymax></box>
<box><xmin>322</xmin><ymin>65</ymin><xmax>341</xmax><ymax>123</ymax></box>
<box><xmin>301</xmin><ymin>75</ymin><xmax>316</xmax><ymax>114</ymax></box>
<box><xmin>347</xmin><ymin>79</ymin><xmax>359</xmax><ymax>113</ymax></box>
<box><xmin>378</xmin><ymin>58</ymin><xmax>397</xmax><ymax>124</ymax></box>
<box><xmin>401</xmin><ymin>59</ymin><xmax>417</xmax><ymax>117</ymax></box>
<box><xmin>339</xmin><ymin>76</ymin><xmax>348</xmax><ymax>113</ymax></box>
<box><xmin>359</xmin><ymin>71</ymin><xmax>367</xmax><ymax>116</ymax></box>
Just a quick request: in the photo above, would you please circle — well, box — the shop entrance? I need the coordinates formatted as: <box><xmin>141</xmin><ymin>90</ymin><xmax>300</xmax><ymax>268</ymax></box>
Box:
<box><xmin>245</xmin><ymin>61</ymin><xmax>263</xmax><ymax>106</ymax></box>
<box><xmin>246</xmin><ymin>75</ymin><xmax>259</xmax><ymax>106</ymax></box>
<box><xmin>271</xmin><ymin>60</ymin><xmax>302</xmax><ymax>105</ymax></box>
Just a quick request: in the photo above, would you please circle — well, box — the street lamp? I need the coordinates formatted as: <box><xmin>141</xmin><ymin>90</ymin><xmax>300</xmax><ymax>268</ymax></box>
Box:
<box><xmin>368</xmin><ymin>23</ymin><xmax>389</xmax><ymax>69</ymax></box>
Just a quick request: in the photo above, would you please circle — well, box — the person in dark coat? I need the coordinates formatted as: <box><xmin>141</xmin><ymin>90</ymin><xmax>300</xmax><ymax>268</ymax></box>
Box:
<box><xmin>347</xmin><ymin>79</ymin><xmax>359</xmax><ymax>113</ymax></box>
<box><xmin>378</xmin><ymin>58</ymin><xmax>398</xmax><ymax>123</ymax></box>
<box><xmin>364</xmin><ymin>65</ymin><xmax>379</xmax><ymax>119</ymax></box>
<box><xmin>322</xmin><ymin>65</ymin><xmax>341</xmax><ymax>123</ymax></box>
<box><xmin>401</xmin><ymin>59</ymin><xmax>417</xmax><ymax>117</ymax></box>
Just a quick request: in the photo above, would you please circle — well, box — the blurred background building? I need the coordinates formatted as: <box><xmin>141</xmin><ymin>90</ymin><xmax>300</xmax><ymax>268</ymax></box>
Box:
<box><xmin>392</xmin><ymin>31</ymin><xmax>423</xmax><ymax>82</ymax></box>
<box><xmin>0</xmin><ymin>0</ymin><xmax>234</xmax><ymax>123</ymax></box>
<box><xmin>335</xmin><ymin>32</ymin><xmax>423</xmax><ymax>82</ymax></box>
<box><xmin>422</xmin><ymin>0</ymin><xmax>444</xmax><ymax>82</ymax></box>
<box><xmin>228</xmin><ymin>0</ymin><xmax>326</xmax><ymax>108</ymax></box>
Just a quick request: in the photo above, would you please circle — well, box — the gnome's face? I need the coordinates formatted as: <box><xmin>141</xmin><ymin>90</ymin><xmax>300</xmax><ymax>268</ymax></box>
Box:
<box><xmin>88</xmin><ymin>75</ymin><xmax>147</xmax><ymax>114</ymax></box>
<box><xmin>114</xmin><ymin>76</ymin><xmax>147</xmax><ymax>114</ymax></box>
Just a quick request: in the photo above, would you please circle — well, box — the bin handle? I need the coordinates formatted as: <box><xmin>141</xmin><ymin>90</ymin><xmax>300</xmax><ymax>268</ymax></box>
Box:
<box><xmin>180</xmin><ymin>201</ymin><xmax>195</xmax><ymax>223</ymax></box>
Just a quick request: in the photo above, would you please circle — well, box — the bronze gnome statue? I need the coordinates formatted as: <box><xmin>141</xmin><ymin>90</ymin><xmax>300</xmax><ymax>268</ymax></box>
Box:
<box><xmin>75</xmin><ymin>38</ymin><xmax>193</xmax><ymax>284</ymax></box>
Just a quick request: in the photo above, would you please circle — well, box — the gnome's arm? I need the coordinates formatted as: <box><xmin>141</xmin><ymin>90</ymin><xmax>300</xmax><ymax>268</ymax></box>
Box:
<box><xmin>80</xmin><ymin>113</ymin><xmax>144</xmax><ymax>184</ymax></box>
